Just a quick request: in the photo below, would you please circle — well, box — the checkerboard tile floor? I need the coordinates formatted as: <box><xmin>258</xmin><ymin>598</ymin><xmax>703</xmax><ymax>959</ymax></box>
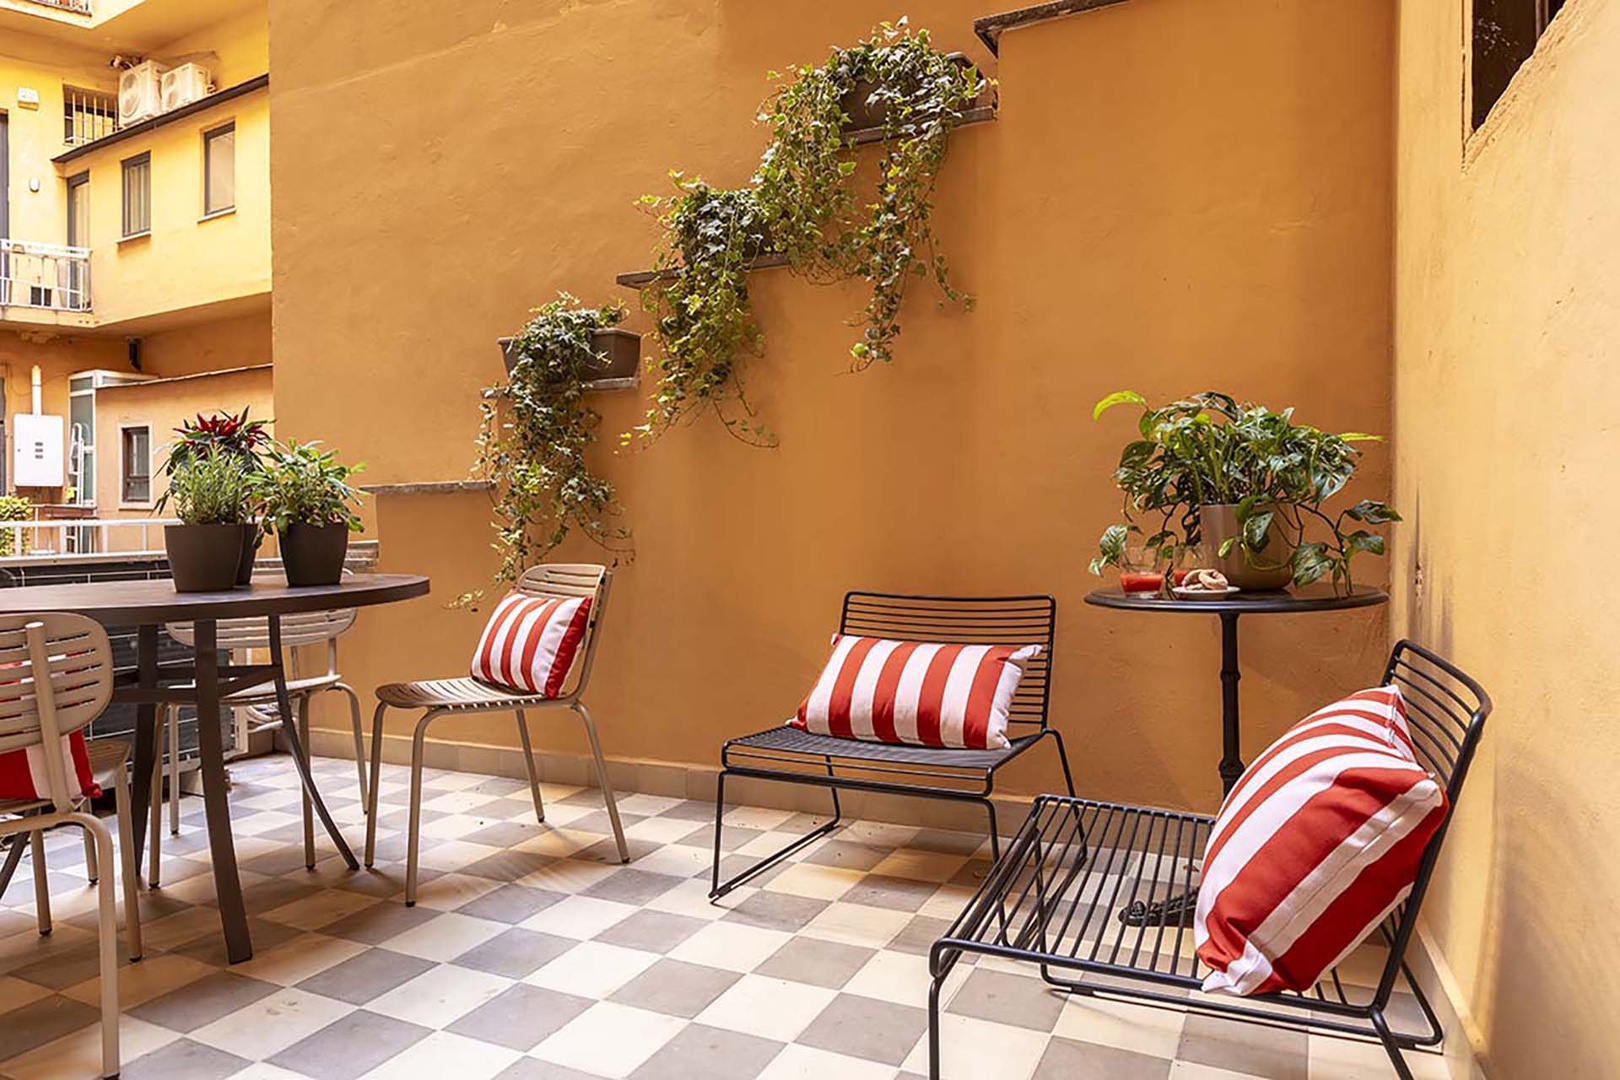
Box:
<box><xmin>0</xmin><ymin>754</ymin><xmax>1449</xmax><ymax>1080</ymax></box>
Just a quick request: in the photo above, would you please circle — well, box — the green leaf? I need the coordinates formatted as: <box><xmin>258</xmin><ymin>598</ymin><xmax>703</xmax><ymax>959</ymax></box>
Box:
<box><xmin>1346</xmin><ymin>530</ymin><xmax>1385</xmax><ymax>556</ymax></box>
<box><xmin>1093</xmin><ymin>390</ymin><xmax>1146</xmax><ymax>422</ymax></box>
<box><xmin>1344</xmin><ymin>499</ymin><xmax>1401</xmax><ymax>524</ymax></box>
<box><xmin>1242</xmin><ymin>509</ymin><xmax>1275</xmax><ymax>552</ymax></box>
<box><xmin>1218</xmin><ymin>537</ymin><xmax>1237</xmax><ymax>558</ymax></box>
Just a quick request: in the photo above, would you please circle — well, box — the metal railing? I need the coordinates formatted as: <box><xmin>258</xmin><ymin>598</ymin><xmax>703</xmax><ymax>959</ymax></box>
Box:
<box><xmin>2</xmin><ymin>517</ymin><xmax>180</xmax><ymax>559</ymax></box>
<box><xmin>0</xmin><ymin>240</ymin><xmax>92</xmax><ymax>312</ymax></box>
<box><xmin>64</xmin><ymin>85</ymin><xmax>119</xmax><ymax>146</ymax></box>
<box><xmin>22</xmin><ymin>0</ymin><xmax>93</xmax><ymax>13</ymax></box>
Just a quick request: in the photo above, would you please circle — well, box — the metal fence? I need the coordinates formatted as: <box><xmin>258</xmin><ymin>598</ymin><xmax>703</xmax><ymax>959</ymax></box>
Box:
<box><xmin>0</xmin><ymin>239</ymin><xmax>92</xmax><ymax>312</ymax></box>
<box><xmin>1</xmin><ymin>517</ymin><xmax>179</xmax><ymax>559</ymax></box>
<box><xmin>64</xmin><ymin>85</ymin><xmax>119</xmax><ymax>146</ymax></box>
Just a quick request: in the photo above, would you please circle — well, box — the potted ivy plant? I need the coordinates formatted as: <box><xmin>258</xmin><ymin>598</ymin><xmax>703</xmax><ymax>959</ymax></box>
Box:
<box><xmin>1089</xmin><ymin>391</ymin><xmax>1400</xmax><ymax>592</ymax></box>
<box><xmin>164</xmin><ymin>408</ymin><xmax>272</xmax><ymax>584</ymax></box>
<box><xmin>162</xmin><ymin>448</ymin><xmax>261</xmax><ymax>592</ymax></box>
<box><xmin>260</xmin><ymin>440</ymin><xmax>365</xmax><ymax>587</ymax></box>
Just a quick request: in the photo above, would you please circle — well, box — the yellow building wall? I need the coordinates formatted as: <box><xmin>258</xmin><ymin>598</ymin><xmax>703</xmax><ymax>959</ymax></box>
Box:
<box><xmin>1393</xmin><ymin>0</ymin><xmax>1620</xmax><ymax>1076</ymax></box>
<box><xmin>270</xmin><ymin>0</ymin><xmax>1394</xmax><ymax>815</ymax></box>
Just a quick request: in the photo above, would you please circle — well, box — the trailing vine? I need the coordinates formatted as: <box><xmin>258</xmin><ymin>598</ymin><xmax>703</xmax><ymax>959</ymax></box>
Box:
<box><xmin>470</xmin><ymin>295</ymin><xmax>631</xmax><ymax>604</ymax></box>
<box><xmin>635</xmin><ymin>18</ymin><xmax>986</xmax><ymax>441</ymax></box>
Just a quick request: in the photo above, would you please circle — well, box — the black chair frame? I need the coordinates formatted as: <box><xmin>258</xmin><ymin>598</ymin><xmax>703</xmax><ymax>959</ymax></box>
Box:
<box><xmin>927</xmin><ymin>639</ymin><xmax>1491</xmax><ymax>1080</ymax></box>
<box><xmin>710</xmin><ymin>591</ymin><xmax>1075</xmax><ymax>900</ymax></box>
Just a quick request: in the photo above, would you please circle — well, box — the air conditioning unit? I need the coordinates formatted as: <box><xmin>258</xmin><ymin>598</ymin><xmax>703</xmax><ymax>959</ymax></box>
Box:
<box><xmin>160</xmin><ymin>63</ymin><xmax>214</xmax><ymax>112</ymax></box>
<box><xmin>118</xmin><ymin>60</ymin><xmax>168</xmax><ymax>125</ymax></box>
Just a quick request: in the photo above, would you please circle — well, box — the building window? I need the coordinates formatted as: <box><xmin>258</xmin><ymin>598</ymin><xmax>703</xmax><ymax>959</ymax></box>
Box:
<box><xmin>203</xmin><ymin>122</ymin><xmax>236</xmax><ymax>215</ymax></box>
<box><xmin>121</xmin><ymin>426</ymin><xmax>152</xmax><ymax>504</ymax></box>
<box><xmin>1473</xmin><ymin>0</ymin><xmax>1566</xmax><ymax>129</ymax></box>
<box><xmin>121</xmin><ymin>153</ymin><xmax>151</xmax><ymax>237</ymax></box>
<box><xmin>63</xmin><ymin>86</ymin><xmax>118</xmax><ymax>146</ymax></box>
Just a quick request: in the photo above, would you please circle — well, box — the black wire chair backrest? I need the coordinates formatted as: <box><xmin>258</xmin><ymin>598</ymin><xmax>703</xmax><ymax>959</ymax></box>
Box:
<box><xmin>1372</xmin><ymin>638</ymin><xmax>1492</xmax><ymax>1004</ymax></box>
<box><xmin>838</xmin><ymin>592</ymin><xmax>1057</xmax><ymax>733</ymax></box>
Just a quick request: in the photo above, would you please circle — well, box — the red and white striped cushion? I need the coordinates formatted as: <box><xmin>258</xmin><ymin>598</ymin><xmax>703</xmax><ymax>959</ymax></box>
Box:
<box><xmin>470</xmin><ymin>592</ymin><xmax>592</xmax><ymax>697</ymax></box>
<box><xmin>0</xmin><ymin>733</ymin><xmax>101</xmax><ymax>804</ymax></box>
<box><xmin>1194</xmin><ymin>686</ymin><xmax>1448</xmax><ymax>995</ymax></box>
<box><xmin>790</xmin><ymin>635</ymin><xmax>1041</xmax><ymax>750</ymax></box>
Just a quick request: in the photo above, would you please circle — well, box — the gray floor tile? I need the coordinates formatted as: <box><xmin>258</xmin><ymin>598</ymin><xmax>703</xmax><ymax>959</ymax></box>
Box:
<box><xmin>1033</xmin><ymin>1037</ymin><xmax>1173</xmax><ymax>1080</ymax></box>
<box><xmin>320</xmin><ymin>900</ymin><xmax>442</xmax><ymax>945</ymax></box>
<box><xmin>456</xmin><ymin>882</ymin><xmax>565</xmax><ymax>923</ymax></box>
<box><xmin>796</xmin><ymin>992</ymin><xmax>928</xmax><ymax>1066</ymax></box>
<box><xmin>294</xmin><ymin>948</ymin><xmax>436</xmax><ymax>1005</ymax></box>
<box><xmin>595</xmin><ymin>910</ymin><xmax>708</xmax><ymax>953</ymax></box>
<box><xmin>123</xmin><ymin>1037</ymin><xmax>253</xmax><ymax>1080</ymax></box>
<box><xmin>268</xmin><ymin>1009</ymin><xmax>431</xmax><ymax>1080</ymax></box>
<box><xmin>174</xmin><ymin>918</ymin><xmax>304</xmax><ymax>967</ymax></box>
<box><xmin>946</xmin><ymin>968</ymin><xmax>1066</xmax><ymax>1032</ymax></box>
<box><xmin>582</xmin><ymin>868</ymin><xmax>685</xmax><ymax>905</ymax></box>
<box><xmin>1178</xmin><ymin>1012</ymin><xmax>1309</xmax><ymax>1080</ymax></box>
<box><xmin>701</xmin><ymin>825</ymin><xmax>764</xmax><ymax>853</ymax></box>
<box><xmin>721</xmin><ymin>890</ymin><xmax>829</xmax><ymax>933</ymax></box>
<box><xmin>462</xmin><ymin>821</ymin><xmax>548</xmax><ymax>849</ymax></box>
<box><xmin>129</xmin><ymin>971</ymin><xmax>279</xmax><ymax>1033</ymax></box>
<box><xmin>801</xmin><ymin>839</ymin><xmax>888</xmax><ymax>871</ymax></box>
<box><xmin>448</xmin><ymin>983</ymin><xmax>593</xmax><ymax>1051</ymax></box>
<box><xmin>756</xmin><ymin>936</ymin><xmax>875</xmax><ymax>989</ymax></box>
<box><xmin>629</xmin><ymin>1023</ymin><xmax>784</xmax><ymax>1079</ymax></box>
<box><xmin>610</xmin><ymin>958</ymin><xmax>741</xmax><ymax>1018</ymax></box>
<box><xmin>567</xmin><ymin>810</ymin><xmax>645</xmax><ymax>836</ymax></box>
<box><xmin>494</xmin><ymin>1058</ymin><xmax>605</xmax><ymax>1080</ymax></box>
<box><xmin>654</xmin><ymin>800</ymin><xmax>718</xmax><ymax>823</ymax></box>
<box><xmin>0</xmin><ymin>995</ymin><xmax>102</xmax><ymax>1060</ymax></box>
<box><xmin>887</xmin><ymin>914</ymin><xmax>956</xmax><ymax>957</ymax></box>
<box><xmin>454</xmin><ymin>927</ymin><xmax>577</xmax><ymax>978</ymax></box>
<box><xmin>840</xmin><ymin>874</ymin><xmax>940</xmax><ymax>912</ymax></box>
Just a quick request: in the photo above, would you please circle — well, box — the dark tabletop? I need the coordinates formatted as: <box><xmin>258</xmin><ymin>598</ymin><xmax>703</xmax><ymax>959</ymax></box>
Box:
<box><xmin>0</xmin><ymin>572</ymin><xmax>431</xmax><ymax>624</ymax></box>
<box><xmin>1085</xmin><ymin>584</ymin><xmax>1388</xmax><ymax>615</ymax></box>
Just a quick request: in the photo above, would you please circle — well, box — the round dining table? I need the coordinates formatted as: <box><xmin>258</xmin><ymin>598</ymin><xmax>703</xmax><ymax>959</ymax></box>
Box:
<box><xmin>0</xmin><ymin>573</ymin><xmax>430</xmax><ymax>963</ymax></box>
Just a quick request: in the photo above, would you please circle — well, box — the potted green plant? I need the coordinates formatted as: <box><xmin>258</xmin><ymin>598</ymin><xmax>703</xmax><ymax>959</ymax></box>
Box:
<box><xmin>260</xmin><ymin>440</ymin><xmax>365</xmax><ymax>587</ymax></box>
<box><xmin>470</xmin><ymin>295</ymin><xmax>631</xmax><ymax>605</ymax></box>
<box><xmin>165</xmin><ymin>408</ymin><xmax>272</xmax><ymax>584</ymax></box>
<box><xmin>1089</xmin><ymin>391</ymin><xmax>1400</xmax><ymax>592</ymax></box>
<box><xmin>162</xmin><ymin>448</ymin><xmax>261</xmax><ymax>592</ymax></box>
<box><xmin>0</xmin><ymin>495</ymin><xmax>34</xmax><ymax>558</ymax></box>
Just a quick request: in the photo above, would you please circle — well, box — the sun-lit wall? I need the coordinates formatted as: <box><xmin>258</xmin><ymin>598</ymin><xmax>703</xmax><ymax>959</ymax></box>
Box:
<box><xmin>269</xmin><ymin>0</ymin><xmax>1394</xmax><ymax>816</ymax></box>
<box><xmin>1393</xmin><ymin>0</ymin><xmax>1620</xmax><ymax>1075</ymax></box>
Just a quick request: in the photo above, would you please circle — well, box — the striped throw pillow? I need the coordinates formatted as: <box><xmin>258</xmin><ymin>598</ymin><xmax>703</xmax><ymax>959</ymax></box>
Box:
<box><xmin>470</xmin><ymin>592</ymin><xmax>592</xmax><ymax>697</ymax></box>
<box><xmin>1194</xmin><ymin>685</ymin><xmax>1447</xmax><ymax>996</ymax></box>
<box><xmin>0</xmin><ymin>733</ymin><xmax>102</xmax><ymax>804</ymax></box>
<box><xmin>791</xmin><ymin>635</ymin><xmax>1042</xmax><ymax>750</ymax></box>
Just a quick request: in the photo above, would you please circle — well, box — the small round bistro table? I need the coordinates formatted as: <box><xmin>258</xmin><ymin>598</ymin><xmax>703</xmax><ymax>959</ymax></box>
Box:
<box><xmin>0</xmin><ymin>573</ymin><xmax>430</xmax><ymax>963</ymax></box>
<box><xmin>1085</xmin><ymin>584</ymin><xmax>1389</xmax><ymax>926</ymax></box>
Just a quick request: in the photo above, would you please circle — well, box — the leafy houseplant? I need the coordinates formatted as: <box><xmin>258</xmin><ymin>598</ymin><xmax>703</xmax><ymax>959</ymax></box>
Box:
<box><xmin>260</xmin><ymin>440</ymin><xmax>365</xmax><ymax>587</ymax></box>
<box><xmin>1089</xmin><ymin>391</ymin><xmax>1400</xmax><ymax>592</ymax></box>
<box><xmin>635</xmin><ymin>19</ymin><xmax>985</xmax><ymax>442</ymax></box>
<box><xmin>163</xmin><ymin>448</ymin><xmax>261</xmax><ymax>592</ymax></box>
<box><xmin>0</xmin><ymin>495</ymin><xmax>34</xmax><ymax>558</ymax></box>
<box><xmin>163</xmin><ymin>408</ymin><xmax>273</xmax><ymax>583</ymax></box>
<box><xmin>474</xmin><ymin>295</ymin><xmax>631</xmax><ymax>603</ymax></box>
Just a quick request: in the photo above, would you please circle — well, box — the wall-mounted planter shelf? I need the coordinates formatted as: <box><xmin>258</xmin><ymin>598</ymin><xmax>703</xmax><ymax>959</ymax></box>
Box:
<box><xmin>974</xmin><ymin>0</ymin><xmax>1132</xmax><ymax>55</ymax></box>
<box><xmin>359</xmin><ymin>480</ymin><xmax>493</xmax><ymax>496</ymax></box>
<box><xmin>497</xmin><ymin>328</ymin><xmax>640</xmax><ymax>379</ymax></box>
<box><xmin>482</xmin><ymin>375</ymin><xmax>639</xmax><ymax>400</ymax></box>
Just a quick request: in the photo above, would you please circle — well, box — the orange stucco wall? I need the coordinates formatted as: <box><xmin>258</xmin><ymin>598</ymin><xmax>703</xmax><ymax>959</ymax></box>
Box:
<box><xmin>1394</xmin><ymin>0</ymin><xmax>1620</xmax><ymax>1075</ymax></box>
<box><xmin>269</xmin><ymin>0</ymin><xmax>1395</xmax><ymax>814</ymax></box>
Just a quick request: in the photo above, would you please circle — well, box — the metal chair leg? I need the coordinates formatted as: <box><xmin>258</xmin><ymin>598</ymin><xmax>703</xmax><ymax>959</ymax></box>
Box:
<box><xmin>167</xmin><ymin>703</ymin><xmax>181</xmax><ymax>836</ymax></box>
<box><xmin>299</xmin><ymin>693</ymin><xmax>316</xmax><ymax>870</ymax></box>
<box><xmin>148</xmin><ymin>725</ymin><xmax>164</xmax><ymax>888</ymax></box>
<box><xmin>334</xmin><ymin>683</ymin><xmax>369</xmax><ymax>809</ymax></box>
<box><xmin>1372</xmin><ymin>1008</ymin><xmax>1417</xmax><ymax>1080</ymax></box>
<box><xmin>0</xmin><ymin>831</ymin><xmax>26</xmax><ymax>900</ymax></box>
<box><xmin>73</xmin><ymin>813</ymin><xmax>120</xmax><ymax>1080</ymax></box>
<box><xmin>112</xmin><ymin>763</ymin><xmax>143</xmax><ymax>961</ymax></box>
<box><xmin>83</xmin><ymin>827</ymin><xmax>98</xmax><ymax>885</ymax></box>
<box><xmin>363</xmin><ymin>701</ymin><xmax>388</xmax><ymax>868</ymax></box>
<box><xmin>30</xmin><ymin>830</ymin><xmax>50</xmax><ymax>936</ymax></box>
<box><xmin>513</xmin><ymin>708</ymin><xmax>546</xmax><ymax>824</ymax></box>
<box><xmin>1048</xmin><ymin>728</ymin><xmax>1077</xmax><ymax>797</ymax></box>
<box><xmin>573</xmin><ymin>702</ymin><xmax>628</xmax><ymax>864</ymax></box>
<box><xmin>927</xmin><ymin>971</ymin><xmax>945</xmax><ymax>1080</ymax></box>
<box><xmin>404</xmin><ymin>708</ymin><xmax>446</xmax><ymax>906</ymax></box>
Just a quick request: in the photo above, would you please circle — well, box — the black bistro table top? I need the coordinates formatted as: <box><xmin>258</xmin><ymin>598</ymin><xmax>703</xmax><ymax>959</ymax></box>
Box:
<box><xmin>0</xmin><ymin>572</ymin><xmax>431</xmax><ymax>623</ymax></box>
<box><xmin>1085</xmin><ymin>584</ymin><xmax>1388</xmax><ymax>616</ymax></box>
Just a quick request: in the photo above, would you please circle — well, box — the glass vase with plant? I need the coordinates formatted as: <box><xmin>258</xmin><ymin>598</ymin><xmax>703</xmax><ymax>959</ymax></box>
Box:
<box><xmin>259</xmin><ymin>440</ymin><xmax>365</xmax><ymax>586</ymax></box>
<box><xmin>1089</xmin><ymin>391</ymin><xmax>1400</xmax><ymax>592</ymax></box>
<box><xmin>163</xmin><ymin>448</ymin><xmax>262</xmax><ymax>592</ymax></box>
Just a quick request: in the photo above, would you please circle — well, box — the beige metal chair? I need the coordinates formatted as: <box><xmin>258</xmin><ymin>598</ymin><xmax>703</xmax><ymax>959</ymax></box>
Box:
<box><xmin>364</xmin><ymin>564</ymin><xmax>628</xmax><ymax>905</ymax></box>
<box><xmin>0</xmin><ymin>614</ymin><xmax>143</xmax><ymax>1080</ymax></box>
<box><xmin>149</xmin><ymin>569</ymin><xmax>369</xmax><ymax>885</ymax></box>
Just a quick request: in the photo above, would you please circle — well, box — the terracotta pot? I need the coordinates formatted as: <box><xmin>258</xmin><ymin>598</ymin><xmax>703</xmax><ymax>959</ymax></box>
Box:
<box><xmin>1199</xmin><ymin>504</ymin><xmax>1295</xmax><ymax>591</ymax></box>
<box><xmin>166</xmin><ymin>524</ymin><xmax>248</xmax><ymax>593</ymax></box>
<box><xmin>498</xmin><ymin>328</ymin><xmax>642</xmax><ymax>382</ymax></box>
<box><xmin>280</xmin><ymin>523</ymin><xmax>349</xmax><ymax>587</ymax></box>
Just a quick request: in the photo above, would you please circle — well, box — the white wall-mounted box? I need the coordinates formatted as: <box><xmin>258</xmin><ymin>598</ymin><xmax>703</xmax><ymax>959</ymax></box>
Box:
<box><xmin>13</xmin><ymin>414</ymin><xmax>66</xmax><ymax>487</ymax></box>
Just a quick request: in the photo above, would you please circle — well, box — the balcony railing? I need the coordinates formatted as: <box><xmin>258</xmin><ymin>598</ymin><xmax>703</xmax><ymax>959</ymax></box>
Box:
<box><xmin>0</xmin><ymin>240</ymin><xmax>92</xmax><ymax>313</ymax></box>
<box><xmin>22</xmin><ymin>0</ymin><xmax>93</xmax><ymax>13</ymax></box>
<box><xmin>64</xmin><ymin>85</ymin><xmax>120</xmax><ymax>146</ymax></box>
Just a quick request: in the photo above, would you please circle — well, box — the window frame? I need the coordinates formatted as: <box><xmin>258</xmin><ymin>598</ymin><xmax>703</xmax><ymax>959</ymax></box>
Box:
<box><xmin>1469</xmin><ymin>0</ymin><xmax>1568</xmax><ymax>133</ymax></box>
<box><xmin>202</xmin><ymin>120</ymin><xmax>236</xmax><ymax>219</ymax></box>
<box><xmin>119</xmin><ymin>423</ymin><xmax>154</xmax><ymax>508</ymax></box>
<box><xmin>120</xmin><ymin>152</ymin><xmax>152</xmax><ymax>239</ymax></box>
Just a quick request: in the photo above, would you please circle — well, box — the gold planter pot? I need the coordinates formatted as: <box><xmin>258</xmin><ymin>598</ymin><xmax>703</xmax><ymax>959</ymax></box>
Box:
<box><xmin>1199</xmin><ymin>503</ymin><xmax>1295</xmax><ymax>591</ymax></box>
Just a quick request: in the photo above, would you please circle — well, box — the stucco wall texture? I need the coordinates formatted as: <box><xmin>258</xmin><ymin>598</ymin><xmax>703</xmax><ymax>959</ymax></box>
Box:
<box><xmin>1393</xmin><ymin>0</ymin><xmax>1619</xmax><ymax>1076</ymax></box>
<box><xmin>268</xmin><ymin>0</ymin><xmax>1395</xmax><ymax>817</ymax></box>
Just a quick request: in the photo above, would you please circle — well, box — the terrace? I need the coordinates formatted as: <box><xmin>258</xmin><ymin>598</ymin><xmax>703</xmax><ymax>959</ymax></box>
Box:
<box><xmin>0</xmin><ymin>0</ymin><xmax>1613</xmax><ymax>1078</ymax></box>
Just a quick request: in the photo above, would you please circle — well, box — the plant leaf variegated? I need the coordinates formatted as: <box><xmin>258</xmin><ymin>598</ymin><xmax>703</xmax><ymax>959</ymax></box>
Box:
<box><xmin>1090</xmin><ymin>391</ymin><xmax>1400</xmax><ymax>592</ymax></box>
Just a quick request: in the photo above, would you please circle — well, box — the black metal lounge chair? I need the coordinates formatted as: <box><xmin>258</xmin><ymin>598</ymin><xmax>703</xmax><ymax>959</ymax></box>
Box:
<box><xmin>928</xmin><ymin>639</ymin><xmax>1490</xmax><ymax>1080</ymax></box>
<box><xmin>709</xmin><ymin>591</ymin><xmax>1076</xmax><ymax>899</ymax></box>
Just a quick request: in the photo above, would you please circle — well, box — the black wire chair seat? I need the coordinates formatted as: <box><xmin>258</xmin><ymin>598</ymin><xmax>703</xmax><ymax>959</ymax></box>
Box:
<box><xmin>709</xmin><ymin>592</ymin><xmax>1076</xmax><ymax>900</ymax></box>
<box><xmin>925</xmin><ymin>640</ymin><xmax>1491</xmax><ymax>1080</ymax></box>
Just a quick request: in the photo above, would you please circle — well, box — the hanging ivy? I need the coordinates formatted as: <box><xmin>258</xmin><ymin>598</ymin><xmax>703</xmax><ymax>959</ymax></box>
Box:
<box><xmin>468</xmin><ymin>295</ymin><xmax>631</xmax><ymax>604</ymax></box>
<box><xmin>636</xmin><ymin>18</ymin><xmax>986</xmax><ymax>441</ymax></box>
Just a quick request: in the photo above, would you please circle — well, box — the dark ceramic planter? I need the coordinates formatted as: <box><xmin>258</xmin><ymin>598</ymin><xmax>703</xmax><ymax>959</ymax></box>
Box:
<box><xmin>499</xmin><ymin>329</ymin><xmax>642</xmax><ymax>382</ymax></box>
<box><xmin>166</xmin><ymin>524</ymin><xmax>248</xmax><ymax>593</ymax></box>
<box><xmin>841</xmin><ymin>52</ymin><xmax>982</xmax><ymax>131</ymax></box>
<box><xmin>280</xmin><ymin>523</ymin><xmax>349</xmax><ymax>587</ymax></box>
<box><xmin>236</xmin><ymin>525</ymin><xmax>263</xmax><ymax>586</ymax></box>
